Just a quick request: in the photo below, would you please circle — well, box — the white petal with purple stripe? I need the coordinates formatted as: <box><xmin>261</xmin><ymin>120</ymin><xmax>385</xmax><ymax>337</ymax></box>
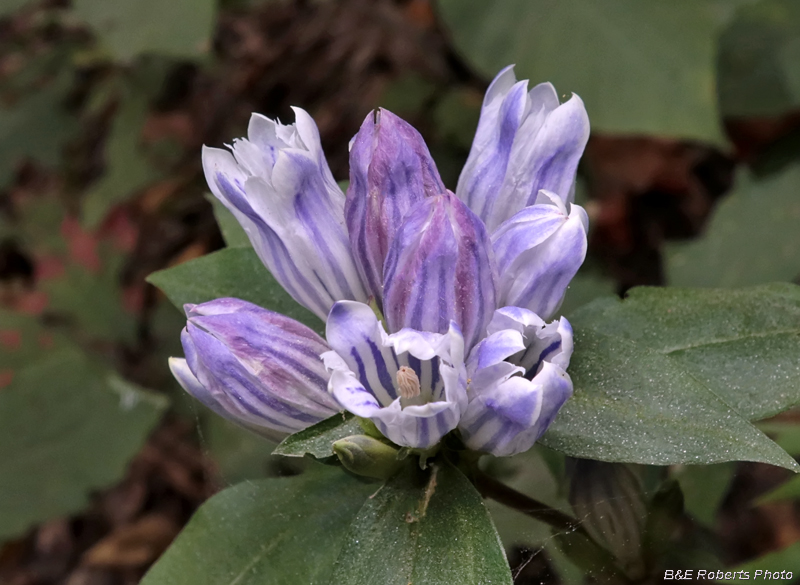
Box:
<box><xmin>202</xmin><ymin>108</ymin><xmax>368</xmax><ymax>321</ymax></box>
<box><xmin>323</xmin><ymin>301</ymin><xmax>467</xmax><ymax>449</ymax></box>
<box><xmin>456</xmin><ymin>66</ymin><xmax>590</xmax><ymax>232</ymax></box>
<box><xmin>458</xmin><ymin>306</ymin><xmax>574</xmax><ymax>456</ymax></box>
<box><xmin>492</xmin><ymin>195</ymin><xmax>588</xmax><ymax>320</ymax></box>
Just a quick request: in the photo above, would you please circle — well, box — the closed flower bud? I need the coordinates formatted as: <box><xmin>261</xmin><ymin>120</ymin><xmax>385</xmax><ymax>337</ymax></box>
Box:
<box><xmin>346</xmin><ymin>109</ymin><xmax>446</xmax><ymax>304</ymax></box>
<box><xmin>332</xmin><ymin>435</ymin><xmax>403</xmax><ymax>479</ymax></box>
<box><xmin>383</xmin><ymin>192</ymin><xmax>498</xmax><ymax>352</ymax></box>
<box><xmin>170</xmin><ymin>298</ymin><xmax>340</xmax><ymax>441</ymax></box>
<box><xmin>569</xmin><ymin>460</ymin><xmax>647</xmax><ymax>580</ymax></box>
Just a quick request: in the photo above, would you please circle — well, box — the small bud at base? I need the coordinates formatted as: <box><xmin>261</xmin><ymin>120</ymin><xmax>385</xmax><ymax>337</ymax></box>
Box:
<box><xmin>332</xmin><ymin>435</ymin><xmax>402</xmax><ymax>479</ymax></box>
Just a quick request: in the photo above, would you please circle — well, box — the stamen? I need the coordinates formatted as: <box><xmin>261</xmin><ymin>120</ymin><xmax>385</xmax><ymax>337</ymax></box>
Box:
<box><xmin>396</xmin><ymin>366</ymin><xmax>421</xmax><ymax>400</ymax></box>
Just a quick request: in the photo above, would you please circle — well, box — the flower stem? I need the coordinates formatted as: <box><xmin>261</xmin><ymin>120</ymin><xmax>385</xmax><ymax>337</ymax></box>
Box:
<box><xmin>473</xmin><ymin>470</ymin><xmax>584</xmax><ymax>535</ymax></box>
<box><xmin>474</xmin><ymin>470</ymin><xmax>633</xmax><ymax>583</ymax></box>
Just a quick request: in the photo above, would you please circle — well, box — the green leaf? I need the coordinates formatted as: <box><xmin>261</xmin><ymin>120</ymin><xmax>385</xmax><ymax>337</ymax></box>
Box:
<box><xmin>717</xmin><ymin>0</ymin><xmax>800</xmax><ymax>117</ymax></box>
<box><xmin>206</xmin><ymin>194</ymin><xmax>251</xmax><ymax>248</ymax></box>
<box><xmin>204</xmin><ymin>415</ymin><xmax>276</xmax><ymax>483</ymax></box>
<box><xmin>672</xmin><ymin>463</ymin><xmax>737</xmax><ymax>527</ymax></box>
<box><xmin>330</xmin><ymin>460</ymin><xmax>512</xmax><ymax>585</ymax></box>
<box><xmin>437</xmin><ymin>0</ymin><xmax>725</xmax><ymax>143</ymax></box>
<box><xmin>541</xmin><ymin>284</ymin><xmax>800</xmax><ymax>470</ymax></box>
<box><xmin>0</xmin><ymin>72</ymin><xmax>77</xmax><ymax>188</ymax></box>
<box><xmin>274</xmin><ymin>412</ymin><xmax>362</xmax><ymax>460</ymax></box>
<box><xmin>82</xmin><ymin>74</ymin><xmax>162</xmax><ymax>228</ymax></box>
<box><xmin>0</xmin><ymin>347</ymin><xmax>167</xmax><ymax>540</ymax></box>
<box><xmin>756</xmin><ymin>473</ymin><xmax>800</xmax><ymax>504</ymax></box>
<box><xmin>147</xmin><ymin>247</ymin><xmax>324</xmax><ymax>335</ymax></box>
<box><xmin>666</xmin><ymin>164</ymin><xmax>800</xmax><ymax>287</ymax></box>
<box><xmin>722</xmin><ymin>541</ymin><xmax>800</xmax><ymax>580</ymax></box>
<box><xmin>71</xmin><ymin>0</ymin><xmax>214</xmax><ymax>61</ymax></box>
<box><xmin>141</xmin><ymin>464</ymin><xmax>376</xmax><ymax>585</ymax></box>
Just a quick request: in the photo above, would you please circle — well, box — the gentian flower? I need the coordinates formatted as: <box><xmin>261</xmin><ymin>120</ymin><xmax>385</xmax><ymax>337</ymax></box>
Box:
<box><xmin>202</xmin><ymin>109</ymin><xmax>368</xmax><ymax>321</ymax></box>
<box><xmin>169</xmin><ymin>298</ymin><xmax>339</xmax><ymax>442</ymax></box>
<box><xmin>172</xmin><ymin>65</ymin><xmax>590</xmax><ymax>456</ymax></box>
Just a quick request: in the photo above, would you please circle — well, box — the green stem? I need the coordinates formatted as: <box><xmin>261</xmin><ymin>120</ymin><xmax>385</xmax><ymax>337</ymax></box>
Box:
<box><xmin>473</xmin><ymin>470</ymin><xmax>585</xmax><ymax>536</ymax></box>
<box><xmin>474</xmin><ymin>470</ymin><xmax>633</xmax><ymax>584</ymax></box>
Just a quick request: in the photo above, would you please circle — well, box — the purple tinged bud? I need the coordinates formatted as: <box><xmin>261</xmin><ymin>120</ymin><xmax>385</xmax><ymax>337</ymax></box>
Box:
<box><xmin>202</xmin><ymin>108</ymin><xmax>368</xmax><ymax>322</ymax></box>
<box><xmin>456</xmin><ymin>65</ymin><xmax>590</xmax><ymax>232</ymax></box>
<box><xmin>383</xmin><ymin>192</ymin><xmax>498</xmax><ymax>351</ymax></box>
<box><xmin>345</xmin><ymin>109</ymin><xmax>446</xmax><ymax>304</ymax></box>
<box><xmin>171</xmin><ymin>297</ymin><xmax>339</xmax><ymax>441</ymax></box>
<box><xmin>492</xmin><ymin>193</ymin><xmax>588</xmax><ymax>319</ymax></box>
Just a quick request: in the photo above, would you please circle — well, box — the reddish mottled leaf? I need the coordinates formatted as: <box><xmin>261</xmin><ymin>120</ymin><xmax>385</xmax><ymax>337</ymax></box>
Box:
<box><xmin>61</xmin><ymin>216</ymin><xmax>102</xmax><ymax>273</ymax></box>
<box><xmin>0</xmin><ymin>330</ymin><xmax>22</xmax><ymax>350</ymax></box>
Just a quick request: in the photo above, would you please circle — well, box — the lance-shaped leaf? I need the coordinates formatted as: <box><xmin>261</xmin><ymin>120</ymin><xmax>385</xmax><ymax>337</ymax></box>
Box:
<box><xmin>541</xmin><ymin>283</ymin><xmax>800</xmax><ymax>470</ymax></box>
<box><xmin>329</xmin><ymin>460</ymin><xmax>512</xmax><ymax>585</ymax></box>
<box><xmin>142</xmin><ymin>460</ymin><xmax>513</xmax><ymax>585</ymax></box>
<box><xmin>383</xmin><ymin>192</ymin><xmax>497</xmax><ymax>351</ymax></box>
<box><xmin>274</xmin><ymin>411</ymin><xmax>363</xmax><ymax>460</ymax></box>
<box><xmin>345</xmin><ymin>109</ymin><xmax>445</xmax><ymax>303</ymax></box>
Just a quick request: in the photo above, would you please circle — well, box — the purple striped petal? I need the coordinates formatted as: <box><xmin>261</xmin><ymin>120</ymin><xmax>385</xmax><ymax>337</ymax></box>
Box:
<box><xmin>203</xmin><ymin>108</ymin><xmax>368</xmax><ymax>321</ymax></box>
<box><xmin>345</xmin><ymin>109</ymin><xmax>445</xmax><ymax>304</ymax></box>
<box><xmin>323</xmin><ymin>301</ymin><xmax>467</xmax><ymax>449</ymax></box>
<box><xmin>172</xmin><ymin>298</ymin><xmax>339</xmax><ymax>441</ymax></box>
<box><xmin>456</xmin><ymin>66</ymin><xmax>590</xmax><ymax>232</ymax></box>
<box><xmin>492</xmin><ymin>196</ymin><xmax>588</xmax><ymax>319</ymax></box>
<box><xmin>456</xmin><ymin>66</ymin><xmax>534</xmax><ymax>229</ymax></box>
<box><xmin>458</xmin><ymin>308</ymin><xmax>574</xmax><ymax>456</ymax></box>
<box><xmin>459</xmin><ymin>362</ymin><xmax>572</xmax><ymax>456</ymax></box>
<box><xmin>486</xmin><ymin>307</ymin><xmax>574</xmax><ymax>374</ymax></box>
<box><xmin>383</xmin><ymin>192</ymin><xmax>498</xmax><ymax>351</ymax></box>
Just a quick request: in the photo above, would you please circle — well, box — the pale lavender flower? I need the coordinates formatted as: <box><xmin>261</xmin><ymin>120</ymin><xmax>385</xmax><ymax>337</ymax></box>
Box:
<box><xmin>457</xmin><ymin>65</ymin><xmax>590</xmax><ymax>232</ymax></box>
<box><xmin>202</xmin><ymin>109</ymin><xmax>368</xmax><ymax>321</ymax></box>
<box><xmin>458</xmin><ymin>307</ymin><xmax>574</xmax><ymax>456</ymax></box>
<box><xmin>322</xmin><ymin>301</ymin><xmax>467</xmax><ymax>449</ymax></box>
<box><xmin>172</xmin><ymin>65</ymin><xmax>590</xmax><ymax>454</ymax></box>
<box><xmin>169</xmin><ymin>298</ymin><xmax>339</xmax><ymax>442</ymax></box>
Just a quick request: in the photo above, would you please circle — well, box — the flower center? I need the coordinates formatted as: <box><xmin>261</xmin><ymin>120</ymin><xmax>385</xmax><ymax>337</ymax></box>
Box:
<box><xmin>396</xmin><ymin>366</ymin><xmax>421</xmax><ymax>400</ymax></box>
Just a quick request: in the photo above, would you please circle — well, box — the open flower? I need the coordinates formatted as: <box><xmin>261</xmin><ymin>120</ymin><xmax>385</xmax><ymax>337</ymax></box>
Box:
<box><xmin>458</xmin><ymin>307</ymin><xmax>574</xmax><ymax>456</ymax></box>
<box><xmin>322</xmin><ymin>301</ymin><xmax>466</xmax><ymax>449</ymax></box>
<box><xmin>171</xmin><ymin>65</ymin><xmax>590</xmax><ymax>454</ymax></box>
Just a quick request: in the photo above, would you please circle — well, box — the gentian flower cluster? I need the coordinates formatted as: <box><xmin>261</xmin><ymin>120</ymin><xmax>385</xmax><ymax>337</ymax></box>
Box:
<box><xmin>169</xmin><ymin>65</ymin><xmax>590</xmax><ymax>457</ymax></box>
